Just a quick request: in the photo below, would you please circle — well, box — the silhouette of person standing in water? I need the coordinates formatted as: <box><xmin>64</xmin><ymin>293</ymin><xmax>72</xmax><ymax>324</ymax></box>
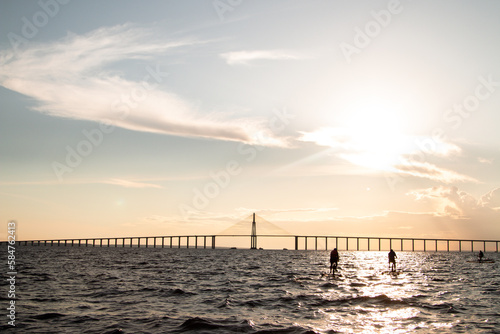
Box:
<box><xmin>388</xmin><ymin>249</ymin><xmax>397</xmax><ymax>272</ymax></box>
<box><xmin>478</xmin><ymin>250</ymin><xmax>484</xmax><ymax>262</ymax></box>
<box><xmin>330</xmin><ymin>248</ymin><xmax>339</xmax><ymax>273</ymax></box>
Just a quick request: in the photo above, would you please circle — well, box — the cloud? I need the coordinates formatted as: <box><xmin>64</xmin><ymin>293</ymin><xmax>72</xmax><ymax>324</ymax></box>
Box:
<box><xmin>393</xmin><ymin>160</ymin><xmax>477</xmax><ymax>184</ymax></box>
<box><xmin>299</xmin><ymin>127</ymin><xmax>476</xmax><ymax>183</ymax></box>
<box><xmin>0</xmin><ymin>177</ymin><xmax>163</xmax><ymax>188</ymax></box>
<box><xmin>299</xmin><ymin>128</ymin><xmax>355</xmax><ymax>151</ymax></box>
<box><xmin>220</xmin><ymin>50</ymin><xmax>299</xmax><ymax>65</ymax></box>
<box><xmin>102</xmin><ymin>179</ymin><xmax>163</xmax><ymax>189</ymax></box>
<box><xmin>0</xmin><ymin>25</ymin><xmax>288</xmax><ymax>147</ymax></box>
<box><xmin>478</xmin><ymin>157</ymin><xmax>493</xmax><ymax>164</ymax></box>
<box><xmin>236</xmin><ymin>207</ymin><xmax>338</xmax><ymax>215</ymax></box>
<box><xmin>479</xmin><ymin>187</ymin><xmax>500</xmax><ymax>209</ymax></box>
<box><xmin>408</xmin><ymin>186</ymin><xmax>499</xmax><ymax>217</ymax></box>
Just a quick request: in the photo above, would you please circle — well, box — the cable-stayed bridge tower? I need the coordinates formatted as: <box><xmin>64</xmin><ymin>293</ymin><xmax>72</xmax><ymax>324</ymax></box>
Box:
<box><xmin>251</xmin><ymin>213</ymin><xmax>257</xmax><ymax>249</ymax></box>
<box><xmin>218</xmin><ymin>213</ymin><xmax>290</xmax><ymax>249</ymax></box>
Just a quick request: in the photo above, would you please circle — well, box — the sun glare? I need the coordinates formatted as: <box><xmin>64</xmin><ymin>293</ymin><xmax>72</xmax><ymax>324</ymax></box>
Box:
<box><xmin>335</xmin><ymin>98</ymin><xmax>414</xmax><ymax>171</ymax></box>
<box><xmin>301</xmin><ymin>95</ymin><xmax>417</xmax><ymax>173</ymax></box>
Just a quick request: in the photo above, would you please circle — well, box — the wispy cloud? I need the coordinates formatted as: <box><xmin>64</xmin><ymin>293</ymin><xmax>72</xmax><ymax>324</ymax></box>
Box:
<box><xmin>393</xmin><ymin>160</ymin><xmax>477</xmax><ymax>184</ymax></box>
<box><xmin>220</xmin><ymin>50</ymin><xmax>299</xmax><ymax>65</ymax></box>
<box><xmin>478</xmin><ymin>157</ymin><xmax>493</xmax><ymax>164</ymax></box>
<box><xmin>236</xmin><ymin>207</ymin><xmax>338</xmax><ymax>216</ymax></box>
<box><xmin>0</xmin><ymin>25</ymin><xmax>288</xmax><ymax>146</ymax></box>
<box><xmin>102</xmin><ymin>179</ymin><xmax>163</xmax><ymax>189</ymax></box>
<box><xmin>0</xmin><ymin>178</ymin><xmax>162</xmax><ymax>188</ymax></box>
<box><xmin>299</xmin><ymin>127</ymin><xmax>475</xmax><ymax>183</ymax></box>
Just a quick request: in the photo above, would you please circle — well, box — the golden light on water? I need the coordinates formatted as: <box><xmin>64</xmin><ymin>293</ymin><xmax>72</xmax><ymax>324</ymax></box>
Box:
<box><xmin>295</xmin><ymin>251</ymin><xmax>463</xmax><ymax>333</ymax></box>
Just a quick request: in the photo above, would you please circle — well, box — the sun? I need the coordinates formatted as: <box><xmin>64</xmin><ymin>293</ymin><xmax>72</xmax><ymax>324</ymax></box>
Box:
<box><xmin>300</xmin><ymin>90</ymin><xmax>419</xmax><ymax>173</ymax></box>
<box><xmin>335</xmin><ymin>97</ymin><xmax>414</xmax><ymax>171</ymax></box>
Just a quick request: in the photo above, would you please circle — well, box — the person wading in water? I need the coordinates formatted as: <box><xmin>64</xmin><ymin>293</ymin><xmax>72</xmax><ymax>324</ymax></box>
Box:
<box><xmin>478</xmin><ymin>250</ymin><xmax>484</xmax><ymax>262</ymax></box>
<box><xmin>388</xmin><ymin>249</ymin><xmax>397</xmax><ymax>272</ymax></box>
<box><xmin>330</xmin><ymin>248</ymin><xmax>339</xmax><ymax>273</ymax></box>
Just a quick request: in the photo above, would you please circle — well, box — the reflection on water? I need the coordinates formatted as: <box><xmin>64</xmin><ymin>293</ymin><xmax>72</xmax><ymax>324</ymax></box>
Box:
<box><xmin>4</xmin><ymin>247</ymin><xmax>499</xmax><ymax>333</ymax></box>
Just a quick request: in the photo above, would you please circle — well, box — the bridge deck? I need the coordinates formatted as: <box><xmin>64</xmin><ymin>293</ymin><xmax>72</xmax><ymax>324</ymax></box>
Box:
<box><xmin>2</xmin><ymin>235</ymin><xmax>499</xmax><ymax>252</ymax></box>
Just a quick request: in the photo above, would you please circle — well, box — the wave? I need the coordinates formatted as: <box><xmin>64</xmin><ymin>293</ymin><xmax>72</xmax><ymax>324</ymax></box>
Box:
<box><xmin>174</xmin><ymin>316</ymin><xmax>255</xmax><ymax>333</ymax></box>
<box><xmin>68</xmin><ymin>315</ymin><xmax>100</xmax><ymax>324</ymax></box>
<box><xmin>313</xmin><ymin>294</ymin><xmax>410</xmax><ymax>307</ymax></box>
<box><xmin>31</xmin><ymin>312</ymin><xmax>66</xmax><ymax>320</ymax></box>
<box><xmin>157</xmin><ymin>287</ymin><xmax>197</xmax><ymax>297</ymax></box>
<box><xmin>102</xmin><ymin>329</ymin><xmax>125</xmax><ymax>334</ymax></box>
<box><xmin>173</xmin><ymin>317</ymin><xmax>320</xmax><ymax>333</ymax></box>
<box><xmin>254</xmin><ymin>329</ymin><xmax>318</xmax><ymax>334</ymax></box>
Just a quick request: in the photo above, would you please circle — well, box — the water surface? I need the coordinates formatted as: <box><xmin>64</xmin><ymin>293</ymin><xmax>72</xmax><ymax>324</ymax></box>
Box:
<box><xmin>2</xmin><ymin>247</ymin><xmax>499</xmax><ymax>333</ymax></box>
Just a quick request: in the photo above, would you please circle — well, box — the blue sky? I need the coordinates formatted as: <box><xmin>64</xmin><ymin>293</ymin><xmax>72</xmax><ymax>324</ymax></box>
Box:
<box><xmin>1</xmin><ymin>0</ymin><xmax>500</xmax><ymax>242</ymax></box>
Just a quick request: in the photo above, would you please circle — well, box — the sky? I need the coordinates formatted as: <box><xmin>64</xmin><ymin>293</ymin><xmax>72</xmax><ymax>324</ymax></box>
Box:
<box><xmin>1</xmin><ymin>0</ymin><xmax>500</xmax><ymax>243</ymax></box>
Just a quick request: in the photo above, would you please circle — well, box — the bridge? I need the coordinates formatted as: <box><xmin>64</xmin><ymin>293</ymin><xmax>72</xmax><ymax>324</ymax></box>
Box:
<box><xmin>3</xmin><ymin>213</ymin><xmax>500</xmax><ymax>252</ymax></box>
